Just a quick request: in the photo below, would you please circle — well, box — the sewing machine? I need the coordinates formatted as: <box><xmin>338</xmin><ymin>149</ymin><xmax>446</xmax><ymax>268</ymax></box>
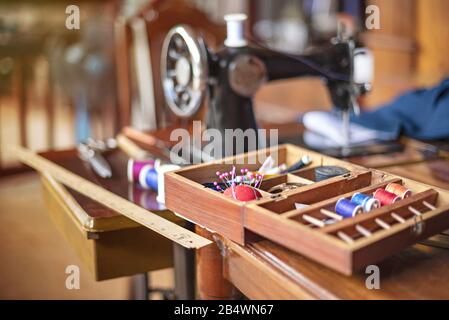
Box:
<box><xmin>161</xmin><ymin>14</ymin><xmax>373</xmax><ymax>153</ymax></box>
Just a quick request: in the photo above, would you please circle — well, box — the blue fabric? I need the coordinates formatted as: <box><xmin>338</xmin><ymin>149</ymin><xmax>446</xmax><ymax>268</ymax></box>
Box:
<box><xmin>352</xmin><ymin>78</ymin><xmax>449</xmax><ymax>140</ymax></box>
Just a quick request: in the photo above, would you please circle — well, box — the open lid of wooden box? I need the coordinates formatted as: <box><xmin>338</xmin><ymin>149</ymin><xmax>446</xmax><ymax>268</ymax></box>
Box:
<box><xmin>165</xmin><ymin>144</ymin><xmax>449</xmax><ymax>275</ymax></box>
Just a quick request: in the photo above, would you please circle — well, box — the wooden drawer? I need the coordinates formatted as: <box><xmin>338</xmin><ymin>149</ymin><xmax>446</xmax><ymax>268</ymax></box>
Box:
<box><xmin>41</xmin><ymin>173</ymin><xmax>183</xmax><ymax>281</ymax></box>
<box><xmin>165</xmin><ymin>144</ymin><xmax>449</xmax><ymax>275</ymax></box>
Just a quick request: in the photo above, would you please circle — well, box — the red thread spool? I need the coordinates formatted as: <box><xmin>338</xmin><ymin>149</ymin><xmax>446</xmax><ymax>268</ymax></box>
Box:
<box><xmin>374</xmin><ymin>189</ymin><xmax>401</xmax><ymax>206</ymax></box>
<box><xmin>385</xmin><ymin>183</ymin><xmax>412</xmax><ymax>199</ymax></box>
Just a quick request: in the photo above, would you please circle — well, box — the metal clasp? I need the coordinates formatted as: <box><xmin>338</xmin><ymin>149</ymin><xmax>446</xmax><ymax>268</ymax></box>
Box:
<box><xmin>411</xmin><ymin>214</ymin><xmax>425</xmax><ymax>236</ymax></box>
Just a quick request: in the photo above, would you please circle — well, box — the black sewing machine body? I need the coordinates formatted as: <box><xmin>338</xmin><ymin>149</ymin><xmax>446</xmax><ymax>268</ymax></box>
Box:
<box><xmin>161</xmin><ymin>14</ymin><xmax>372</xmax><ymax>154</ymax></box>
<box><xmin>206</xmin><ymin>42</ymin><xmax>357</xmax><ymax>133</ymax></box>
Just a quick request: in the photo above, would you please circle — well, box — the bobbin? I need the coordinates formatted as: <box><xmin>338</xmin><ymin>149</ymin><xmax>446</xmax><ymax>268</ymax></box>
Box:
<box><xmin>127</xmin><ymin>158</ymin><xmax>159</xmax><ymax>183</ymax></box>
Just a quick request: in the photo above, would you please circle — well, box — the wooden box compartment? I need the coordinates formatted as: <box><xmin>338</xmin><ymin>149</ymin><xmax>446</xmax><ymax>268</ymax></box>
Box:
<box><xmin>165</xmin><ymin>144</ymin><xmax>449</xmax><ymax>275</ymax></box>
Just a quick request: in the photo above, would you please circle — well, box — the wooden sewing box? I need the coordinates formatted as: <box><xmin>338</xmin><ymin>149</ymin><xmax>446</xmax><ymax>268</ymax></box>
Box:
<box><xmin>165</xmin><ymin>144</ymin><xmax>449</xmax><ymax>275</ymax></box>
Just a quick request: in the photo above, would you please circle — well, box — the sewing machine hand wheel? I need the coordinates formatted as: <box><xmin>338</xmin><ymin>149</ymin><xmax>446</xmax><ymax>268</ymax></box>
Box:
<box><xmin>161</xmin><ymin>25</ymin><xmax>208</xmax><ymax>118</ymax></box>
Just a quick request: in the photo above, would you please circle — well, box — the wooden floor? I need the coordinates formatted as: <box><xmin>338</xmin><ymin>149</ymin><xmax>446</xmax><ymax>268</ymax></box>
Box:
<box><xmin>0</xmin><ymin>172</ymin><xmax>173</xmax><ymax>299</ymax></box>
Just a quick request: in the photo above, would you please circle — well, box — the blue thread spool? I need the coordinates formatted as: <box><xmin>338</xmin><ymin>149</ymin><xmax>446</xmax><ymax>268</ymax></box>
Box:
<box><xmin>335</xmin><ymin>198</ymin><xmax>363</xmax><ymax>218</ymax></box>
<box><xmin>139</xmin><ymin>165</ymin><xmax>159</xmax><ymax>191</ymax></box>
<box><xmin>351</xmin><ymin>193</ymin><xmax>381</xmax><ymax>212</ymax></box>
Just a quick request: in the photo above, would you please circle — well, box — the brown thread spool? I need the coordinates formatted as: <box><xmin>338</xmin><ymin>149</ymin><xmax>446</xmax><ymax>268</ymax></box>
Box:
<box><xmin>385</xmin><ymin>183</ymin><xmax>412</xmax><ymax>199</ymax></box>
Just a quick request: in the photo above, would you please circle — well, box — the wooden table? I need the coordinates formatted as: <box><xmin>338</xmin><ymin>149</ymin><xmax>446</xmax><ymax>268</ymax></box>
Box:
<box><xmin>28</xmin><ymin>129</ymin><xmax>449</xmax><ymax>299</ymax></box>
<box><xmin>195</xmin><ymin>157</ymin><xmax>449</xmax><ymax>300</ymax></box>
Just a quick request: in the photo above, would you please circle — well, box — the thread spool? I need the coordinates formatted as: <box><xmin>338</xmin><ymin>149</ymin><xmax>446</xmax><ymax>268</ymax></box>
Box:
<box><xmin>354</xmin><ymin>48</ymin><xmax>374</xmax><ymax>84</ymax></box>
<box><xmin>224</xmin><ymin>14</ymin><xmax>248</xmax><ymax>47</ymax></box>
<box><xmin>374</xmin><ymin>189</ymin><xmax>401</xmax><ymax>206</ymax></box>
<box><xmin>385</xmin><ymin>183</ymin><xmax>412</xmax><ymax>199</ymax></box>
<box><xmin>351</xmin><ymin>193</ymin><xmax>381</xmax><ymax>212</ymax></box>
<box><xmin>335</xmin><ymin>199</ymin><xmax>363</xmax><ymax>218</ymax></box>
<box><xmin>127</xmin><ymin>159</ymin><xmax>157</xmax><ymax>182</ymax></box>
<box><xmin>156</xmin><ymin>164</ymin><xmax>181</xmax><ymax>204</ymax></box>
<box><xmin>139</xmin><ymin>165</ymin><xmax>159</xmax><ymax>191</ymax></box>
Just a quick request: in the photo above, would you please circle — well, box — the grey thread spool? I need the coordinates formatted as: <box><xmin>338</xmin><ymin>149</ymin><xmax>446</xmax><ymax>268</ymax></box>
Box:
<box><xmin>314</xmin><ymin>166</ymin><xmax>350</xmax><ymax>182</ymax></box>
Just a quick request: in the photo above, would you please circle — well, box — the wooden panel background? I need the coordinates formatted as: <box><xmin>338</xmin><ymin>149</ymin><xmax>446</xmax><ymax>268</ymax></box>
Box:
<box><xmin>362</xmin><ymin>0</ymin><xmax>417</xmax><ymax>107</ymax></box>
<box><xmin>416</xmin><ymin>0</ymin><xmax>449</xmax><ymax>85</ymax></box>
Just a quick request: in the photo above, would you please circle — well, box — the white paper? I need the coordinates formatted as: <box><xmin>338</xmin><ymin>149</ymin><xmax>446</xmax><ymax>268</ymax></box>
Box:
<box><xmin>302</xmin><ymin>111</ymin><xmax>393</xmax><ymax>148</ymax></box>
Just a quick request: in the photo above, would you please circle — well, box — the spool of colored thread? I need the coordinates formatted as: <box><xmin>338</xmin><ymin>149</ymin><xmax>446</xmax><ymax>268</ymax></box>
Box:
<box><xmin>127</xmin><ymin>159</ymin><xmax>156</xmax><ymax>182</ymax></box>
<box><xmin>315</xmin><ymin>166</ymin><xmax>350</xmax><ymax>182</ymax></box>
<box><xmin>139</xmin><ymin>165</ymin><xmax>159</xmax><ymax>191</ymax></box>
<box><xmin>351</xmin><ymin>193</ymin><xmax>381</xmax><ymax>212</ymax></box>
<box><xmin>156</xmin><ymin>164</ymin><xmax>181</xmax><ymax>204</ymax></box>
<box><xmin>385</xmin><ymin>183</ymin><xmax>412</xmax><ymax>199</ymax></box>
<box><xmin>335</xmin><ymin>199</ymin><xmax>363</xmax><ymax>218</ymax></box>
<box><xmin>374</xmin><ymin>189</ymin><xmax>401</xmax><ymax>206</ymax></box>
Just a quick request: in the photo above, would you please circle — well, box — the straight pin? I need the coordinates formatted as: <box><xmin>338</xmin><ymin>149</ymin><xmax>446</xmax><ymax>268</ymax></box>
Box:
<box><xmin>320</xmin><ymin>209</ymin><xmax>344</xmax><ymax>221</ymax></box>
<box><xmin>391</xmin><ymin>212</ymin><xmax>406</xmax><ymax>224</ymax></box>
<box><xmin>356</xmin><ymin>224</ymin><xmax>372</xmax><ymax>237</ymax></box>
<box><xmin>423</xmin><ymin>201</ymin><xmax>436</xmax><ymax>211</ymax></box>
<box><xmin>409</xmin><ymin>206</ymin><xmax>422</xmax><ymax>217</ymax></box>
<box><xmin>375</xmin><ymin>218</ymin><xmax>391</xmax><ymax>230</ymax></box>
<box><xmin>302</xmin><ymin>214</ymin><xmax>326</xmax><ymax>228</ymax></box>
<box><xmin>337</xmin><ymin>231</ymin><xmax>354</xmax><ymax>244</ymax></box>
